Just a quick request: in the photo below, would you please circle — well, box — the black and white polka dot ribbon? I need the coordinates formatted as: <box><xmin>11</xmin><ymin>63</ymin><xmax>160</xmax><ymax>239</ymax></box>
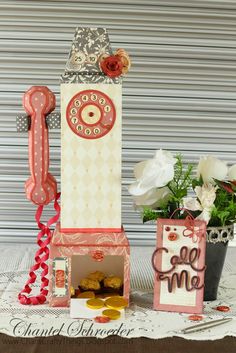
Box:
<box><xmin>16</xmin><ymin>112</ymin><xmax>61</xmax><ymax>132</ymax></box>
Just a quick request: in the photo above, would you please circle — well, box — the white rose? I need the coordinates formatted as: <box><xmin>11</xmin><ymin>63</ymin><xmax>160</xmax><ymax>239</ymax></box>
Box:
<box><xmin>195</xmin><ymin>185</ymin><xmax>216</xmax><ymax>210</ymax></box>
<box><xmin>183</xmin><ymin>197</ymin><xmax>201</xmax><ymax>212</ymax></box>
<box><xmin>133</xmin><ymin>187</ymin><xmax>171</xmax><ymax>207</ymax></box>
<box><xmin>228</xmin><ymin>164</ymin><xmax>236</xmax><ymax>181</ymax></box>
<box><xmin>128</xmin><ymin>149</ymin><xmax>176</xmax><ymax>196</ymax></box>
<box><xmin>197</xmin><ymin>156</ymin><xmax>228</xmax><ymax>183</ymax></box>
<box><xmin>183</xmin><ymin>184</ymin><xmax>216</xmax><ymax>224</ymax></box>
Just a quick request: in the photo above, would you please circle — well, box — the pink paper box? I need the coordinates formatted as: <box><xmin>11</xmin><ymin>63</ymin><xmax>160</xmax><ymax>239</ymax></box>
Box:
<box><xmin>49</xmin><ymin>223</ymin><xmax>130</xmax><ymax>307</ymax></box>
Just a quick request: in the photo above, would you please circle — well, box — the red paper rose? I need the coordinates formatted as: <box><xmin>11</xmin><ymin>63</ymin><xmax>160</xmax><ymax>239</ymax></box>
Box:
<box><xmin>90</xmin><ymin>250</ymin><xmax>104</xmax><ymax>262</ymax></box>
<box><xmin>100</xmin><ymin>55</ymin><xmax>123</xmax><ymax>78</ymax></box>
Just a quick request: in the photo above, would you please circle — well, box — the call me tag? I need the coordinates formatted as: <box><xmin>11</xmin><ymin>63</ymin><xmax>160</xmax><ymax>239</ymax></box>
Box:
<box><xmin>152</xmin><ymin>218</ymin><xmax>206</xmax><ymax>314</ymax></box>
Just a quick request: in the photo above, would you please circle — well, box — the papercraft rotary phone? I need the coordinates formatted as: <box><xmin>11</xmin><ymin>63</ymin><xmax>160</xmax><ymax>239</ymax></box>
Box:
<box><xmin>16</xmin><ymin>27</ymin><xmax>131</xmax><ymax>306</ymax></box>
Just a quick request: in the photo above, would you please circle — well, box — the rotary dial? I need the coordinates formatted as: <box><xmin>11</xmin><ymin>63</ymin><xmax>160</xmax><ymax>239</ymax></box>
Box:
<box><xmin>66</xmin><ymin>90</ymin><xmax>116</xmax><ymax>139</ymax></box>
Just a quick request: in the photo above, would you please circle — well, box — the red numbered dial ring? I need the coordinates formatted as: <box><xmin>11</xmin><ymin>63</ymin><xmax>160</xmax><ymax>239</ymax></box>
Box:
<box><xmin>66</xmin><ymin>90</ymin><xmax>116</xmax><ymax>139</ymax></box>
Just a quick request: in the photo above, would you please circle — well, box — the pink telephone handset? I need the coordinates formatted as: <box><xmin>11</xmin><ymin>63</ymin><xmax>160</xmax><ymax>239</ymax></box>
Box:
<box><xmin>18</xmin><ymin>86</ymin><xmax>60</xmax><ymax>305</ymax></box>
<box><xmin>23</xmin><ymin>86</ymin><xmax>57</xmax><ymax>205</ymax></box>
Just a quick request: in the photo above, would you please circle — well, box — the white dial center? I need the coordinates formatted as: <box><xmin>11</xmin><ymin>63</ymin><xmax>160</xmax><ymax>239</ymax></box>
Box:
<box><xmin>81</xmin><ymin>104</ymin><xmax>101</xmax><ymax>125</ymax></box>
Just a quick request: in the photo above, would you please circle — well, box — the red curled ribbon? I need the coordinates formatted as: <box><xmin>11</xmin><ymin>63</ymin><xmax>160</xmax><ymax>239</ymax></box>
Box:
<box><xmin>18</xmin><ymin>192</ymin><xmax>60</xmax><ymax>305</ymax></box>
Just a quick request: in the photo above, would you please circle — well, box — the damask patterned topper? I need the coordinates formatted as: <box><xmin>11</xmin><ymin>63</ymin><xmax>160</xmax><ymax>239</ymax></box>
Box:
<box><xmin>61</xmin><ymin>27</ymin><xmax>130</xmax><ymax>84</ymax></box>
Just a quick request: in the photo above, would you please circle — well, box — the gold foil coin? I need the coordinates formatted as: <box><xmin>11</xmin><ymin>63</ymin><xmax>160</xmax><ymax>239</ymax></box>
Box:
<box><xmin>77</xmin><ymin>291</ymin><xmax>95</xmax><ymax>299</ymax></box>
<box><xmin>102</xmin><ymin>309</ymin><xmax>121</xmax><ymax>320</ymax></box>
<box><xmin>86</xmin><ymin>298</ymin><xmax>104</xmax><ymax>309</ymax></box>
<box><xmin>105</xmin><ymin>296</ymin><xmax>128</xmax><ymax>310</ymax></box>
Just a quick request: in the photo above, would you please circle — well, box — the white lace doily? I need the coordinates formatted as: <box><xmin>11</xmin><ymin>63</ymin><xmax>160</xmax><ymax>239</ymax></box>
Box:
<box><xmin>0</xmin><ymin>244</ymin><xmax>235</xmax><ymax>340</ymax></box>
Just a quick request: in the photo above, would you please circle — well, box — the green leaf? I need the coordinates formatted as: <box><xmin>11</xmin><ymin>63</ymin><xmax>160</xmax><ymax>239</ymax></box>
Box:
<box><xmin>142</xmin><ymin>207</ymin><xmax>169</xmax><ymax>223</ymax></box>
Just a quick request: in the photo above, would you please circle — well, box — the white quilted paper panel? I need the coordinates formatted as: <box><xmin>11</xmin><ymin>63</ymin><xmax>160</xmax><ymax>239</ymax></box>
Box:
<box><xmin>61</xmin><ymin>83</ymin><xmax>122</xmax><ymax>231</ymax></box>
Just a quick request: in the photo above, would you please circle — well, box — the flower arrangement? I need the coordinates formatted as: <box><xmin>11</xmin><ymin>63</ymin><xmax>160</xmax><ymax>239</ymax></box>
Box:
<box><xmin>129</xmin><ymin>150</ymin><xmax>236</xmax><ymax>227</ymax></box>
<box><xmin>99</xmin><ymin>49</ymin><xmax>131</xmax><ymax>78</ymax></box>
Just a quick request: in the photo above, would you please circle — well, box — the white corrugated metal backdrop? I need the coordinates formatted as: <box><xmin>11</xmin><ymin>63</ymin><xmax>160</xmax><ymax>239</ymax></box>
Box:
<box><xmin>1</xmin><ymin>0</ymin><xmax>236</xmax><ymax>244</ymax></box>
